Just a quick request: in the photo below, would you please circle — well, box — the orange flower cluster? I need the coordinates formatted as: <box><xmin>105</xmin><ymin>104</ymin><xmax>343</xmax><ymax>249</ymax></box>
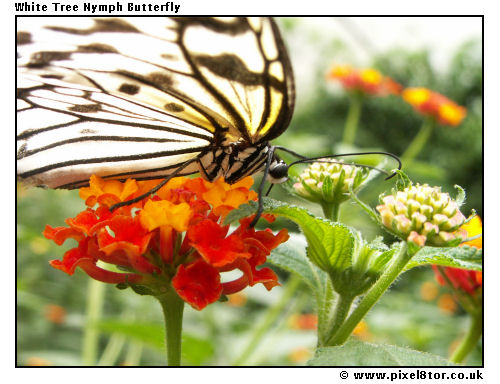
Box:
<box><xmin>328</xmin><ymin>65</ymin><xmax>467</xmax><ymax>128</ymax></box>
<box><xmin>288</xmin><ymin>313</ymin><xmax>318</xmax><ymax>330</ymax></box>
<box><xmin>432</xmin><ymin>216</ymin><xmax>482</xmax><ymax>296</ymax></box>
<box><xmin>328</xmin><ymin>65</ymin><xmax>402</xmax><ymax>96</ymax></box>
<box><xmin>402</xmin><ymin>87</ymin><xmax>467</xmax><ymax>126</ymax></box>
<box><xmin>44</xmin><ymin>175</ymin><xmax>288</xmax><ymax>310</ymax></box>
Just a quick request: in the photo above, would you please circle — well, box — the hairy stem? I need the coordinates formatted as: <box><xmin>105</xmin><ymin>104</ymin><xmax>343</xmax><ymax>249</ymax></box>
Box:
<box><xmin>450</xmin><ymin>309</ymin><xmax>482</xmax><ymax>364</ymax></box>
<box><xmin>327</xmin><ymin>242</ymin><xmax>409</xmax><ymax>345</ymax></box>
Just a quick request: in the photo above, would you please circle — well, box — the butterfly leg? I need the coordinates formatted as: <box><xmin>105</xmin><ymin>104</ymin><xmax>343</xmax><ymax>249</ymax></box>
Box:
<box><xmin>109</xmin><ymin>158</ymin><xmax>199</xmax><ymax>211</ymax></box>
<box><xmin>249</xmin><ymin>146</ymin><xmax>276</xmax><ymax>227</ymax></box>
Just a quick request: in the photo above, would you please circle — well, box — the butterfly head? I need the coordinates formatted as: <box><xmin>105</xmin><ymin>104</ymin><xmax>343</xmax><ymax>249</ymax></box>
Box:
<box><xmin>268</xmin><ymin>158</ymin><xmax>289</xmax><ymax>184</ymax></box>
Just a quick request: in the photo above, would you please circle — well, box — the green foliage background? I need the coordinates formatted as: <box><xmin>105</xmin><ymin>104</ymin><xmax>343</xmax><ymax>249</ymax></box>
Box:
<box><xmin>17</xmin><ymin>17</ymin><xmax>482</xmax><ymax>366</ymax></box>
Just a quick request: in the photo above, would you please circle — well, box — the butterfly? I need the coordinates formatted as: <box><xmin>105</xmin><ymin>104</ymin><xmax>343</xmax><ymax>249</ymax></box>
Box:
<box><xmin>17</xmin><ymin>17</ymin><xmax>293</xmax><ymax>190</ymax></box>
<box><xmin>17</xmin><ymin>17</ymin><xmax>398</xmax><ymax>222</ymax></box>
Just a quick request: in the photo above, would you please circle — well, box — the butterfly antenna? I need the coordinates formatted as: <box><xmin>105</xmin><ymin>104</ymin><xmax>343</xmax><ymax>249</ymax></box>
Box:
<box><xmin>280</xmin><ymin>149</ymin><xmax>401</xmax><ymax>180</ymax></box>
<box><xmin>289</xmin><ymin>158</ymin><xmax>391</xmax><ymax>179</ymax></box>
<box><xmin>109</xmin><ymin>158</ymin><xmax>198</xmax><ymax>211</ymax></box>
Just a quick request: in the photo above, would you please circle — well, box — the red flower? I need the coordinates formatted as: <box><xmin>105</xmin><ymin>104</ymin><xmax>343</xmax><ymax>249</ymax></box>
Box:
<box><xmin>44</xmin><ymin>175</ymin><xmax>288</xmax><ymax>310</ymax></box>
<box><xmin>328</xmin><ymin>65</ymin><xmax>402</xmax><ymax>96</ymax></box>
<box><xmin>172</xmin><ymin>259</ymin><xmax>222</xmax><ymax>311</ymax></box>
<box><xmin>432</xmin><ymin>216</ymin><xmax>482</xmax><ymax>300</ymax></box>
<box><xmin>433</xmin><ymin>266</ymin><xmax>482</xmax><ymax>296</ymax></box>
<box><xmin>402</xmin><ymin>88</ymin><xmax>467</xmax><ymax>126</ymax></box>
<box><xmin>188</xmin><ymin>220</ymin><xmax>250</xmax><ymax>267</ymax></box>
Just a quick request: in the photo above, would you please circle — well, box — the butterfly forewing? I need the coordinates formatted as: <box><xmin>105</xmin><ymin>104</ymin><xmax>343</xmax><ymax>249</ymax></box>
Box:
<box><xmin>16</xmin><ymin>17</ymin><xmax>295</xmax><ymax>188</ymax></box>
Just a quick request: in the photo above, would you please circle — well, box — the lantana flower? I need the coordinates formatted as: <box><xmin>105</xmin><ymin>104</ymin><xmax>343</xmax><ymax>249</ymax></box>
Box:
<box><xmin>292</xmin><ymin>160</ymin><xmax>369</xmax><ymax>221</ymax></box>
<box><xmin>376</xmin><ymin>184</ymin><xmax>467</xmax><ymax>248</ymax></box>
<box><xmin>328</xmin><ymin>65</ymin><xmax>402</xmax><ymax>96</ymax></box>
<box><xmin>431</xmin><ymin>215</ymin><xmax>482</xmax><ymax>364</ymax></box>
<box><xmin>293</xmin><ymin>160</ymin><xmax>368</xmax><ymax>205</ymax></box>
<box><xmin>402</xmin><ymin>87</ymin><xmax>467</xmax><ymax>127</ymax></box>
<box><xmin>44</xmin><ymin>175</ymin><xmax>288</xmax><ymax>310</ymax></box>
<box><xmin>432</xmin><ymin>215</ymin><xmax>482</xmax><ymax>299</ymax></box>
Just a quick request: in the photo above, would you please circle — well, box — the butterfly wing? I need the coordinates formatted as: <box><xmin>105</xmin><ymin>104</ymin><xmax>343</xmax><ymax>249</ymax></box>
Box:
<box><xmin>17</xmin><ymin>17</ymin><xmax>295</xmax><ymax>188</ymax></box>
<box><xmin>17</xmin><ymin>70</ymin><xmax>212</xmax><ymax>189</ymax></box>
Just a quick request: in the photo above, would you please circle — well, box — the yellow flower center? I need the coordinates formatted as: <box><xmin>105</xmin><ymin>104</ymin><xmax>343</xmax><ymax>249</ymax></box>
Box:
<box><xmin>403</xmin><ymin>88</ymin><xmax>431</xmax><ymax>105</ymax></box>
<box><xmin>439</xmin><ymin>103</ymin><xmax>466</xmax><ymax>126</ymax></box>
<box><xmin>360</xmin><ymin>68</ymin><xmax>382</xmax><ymax>85</ymax></box>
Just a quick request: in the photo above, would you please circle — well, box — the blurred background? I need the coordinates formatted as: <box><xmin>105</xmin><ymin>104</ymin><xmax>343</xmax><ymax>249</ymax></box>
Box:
<box><xmin>17</xmin><ymin>17</ymin><xmax>482</xmax><ymax>366</ymax></box>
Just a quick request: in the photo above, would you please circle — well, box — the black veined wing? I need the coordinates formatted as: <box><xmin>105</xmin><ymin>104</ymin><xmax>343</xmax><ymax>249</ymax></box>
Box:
<box><xmin>16</xmin><ymin>17</ymin><xmax>295</xmax><ymax>189</ymax></box>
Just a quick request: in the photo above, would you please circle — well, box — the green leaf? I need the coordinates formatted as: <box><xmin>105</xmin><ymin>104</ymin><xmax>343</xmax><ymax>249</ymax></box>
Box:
<box><xmin>269</xmin><ymin>235</ymin><xmax>327</xmax><ymax>295</ymax></box>
<box><xmin>394</xmin><ymin>169</ymin><xmax>412</xmax><ymax>191</ymax></box>
<box><xmin>322</xmin><ymin>174</ymin><xmax>334</xmax><ymax>202</ymax></box>
<box><xmin>308</xmin><ymin>338</ymin><xmax>455</xmax><ymax>366</ymax></box>
<box><xmin>269</xmin><ymin>234</ymin><xmax>335</xmax><ymax>345</ymax></box>
<box><xmin>405</xmin><ymin>245</ymin><xmax>482</xmax><ymax>271</ymax></box>
<box><xmin>224</xmin><ymin>200</ymin><xmax>260</xmax><ymax>224</ymax></box>
<box><xmin>95</xmin><ymin>320</ymin><xmax>165</xmax><ymax>349</ymax></box>
<box><xmin>182</xmin><ymin>334</ymin><xmax>215</xmax><ymax>365</ymax></box>
<box><xmin>225</xmin><ymin>198</ymin><xmax>356</xmax><ymax>276</ymax></box>
<box><xmin>454</xmin><ymin>184</ymin><xmax>466</xmax><ymax>207</ymax></box>
<box><xmin>95</xmin><ymin>319</ymin><xmax>215</xmax><ymax>365</ymax></box>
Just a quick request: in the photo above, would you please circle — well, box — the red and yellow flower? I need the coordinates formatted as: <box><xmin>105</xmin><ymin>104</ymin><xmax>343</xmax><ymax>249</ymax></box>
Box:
<box><xmin>44</xmin><ymin>175</ymin><xmax>288</xmax><ymax>310</ymax></box>
<box><xmin>402</xmin><ymin>87</ymin><xmax>467</xmax><ymax>126</ymax></box>
<box><xmin>328</xmin><ymin>65</ymin><xmax>402</xmax><ymax>96</ymax></box>
<box><xmin>432</xmin><ymin>215</ymin><xmax>482</xmax><ymax>302</ymax></box>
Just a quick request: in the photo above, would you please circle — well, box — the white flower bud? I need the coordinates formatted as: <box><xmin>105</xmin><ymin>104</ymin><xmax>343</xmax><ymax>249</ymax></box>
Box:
<box><xmin>377</xmin><ymin>183</ymin><xmax>466</xmax><ymax>247</ymax></box>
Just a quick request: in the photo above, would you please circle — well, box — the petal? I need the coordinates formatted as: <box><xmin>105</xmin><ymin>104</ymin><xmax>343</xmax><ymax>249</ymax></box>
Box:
<box><xmin>140</xmin><ymin>200</ymin><xmax>192</xmax><ymax>232</ymax></box>
<box><xmin>65</xmin><ymin>209</ymin><xmax>101</xmax><ymax>236</ymax></box>
<box><xmin>172</xmin><ymin>259</ymin><xmax>222</xmax><ymax>310</ymax></box>
<box><xmin>43</xmin><ymin>225</ymin><xmax>84</xmax><ymax>245</ymax></box>
<box><xmin>460</xmin><ymin>215</ymin><xmax>482</xmax><ymax>249</ymax></box>
<box><xmin>250</xmin><ymin>267</ymin><xmax>280</xmax><ymax>290</ymax></box>
<box><xmin>188</xmin><ymin>220</ymin><xmax>250</xmax><ymax>267</ymax></box>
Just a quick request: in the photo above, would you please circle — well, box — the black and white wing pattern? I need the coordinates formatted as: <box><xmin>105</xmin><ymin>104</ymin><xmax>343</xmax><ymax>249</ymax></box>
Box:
<box><xmin>17</xmin><ymin>17</ymin><xmax>295</xmax><ymax>189</ymax></box>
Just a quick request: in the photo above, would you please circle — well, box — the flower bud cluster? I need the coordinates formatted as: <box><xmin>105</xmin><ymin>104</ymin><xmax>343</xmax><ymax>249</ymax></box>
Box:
<box><xmin>376</xmin><ymin>184</ymin><xmax>466</xmax><ymax>247</ymax></box>
<box><xmin>293</xmin><ymin>160</ymin><xmax>367</xmax><ymax>204</ymax></box>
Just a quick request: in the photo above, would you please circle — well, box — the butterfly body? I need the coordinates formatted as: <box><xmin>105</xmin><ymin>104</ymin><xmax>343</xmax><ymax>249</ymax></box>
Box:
<box><xmin>17</xmin><ymin>17</ymin><xmax>295</xmax><ymax>189</ymax></box>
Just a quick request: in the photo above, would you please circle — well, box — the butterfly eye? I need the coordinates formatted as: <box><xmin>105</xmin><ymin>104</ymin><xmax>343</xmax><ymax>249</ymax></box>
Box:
<box><xmin>268</xmin><ymin>160</ymin><xmax>289</xmax><ymax>184</ymax></box>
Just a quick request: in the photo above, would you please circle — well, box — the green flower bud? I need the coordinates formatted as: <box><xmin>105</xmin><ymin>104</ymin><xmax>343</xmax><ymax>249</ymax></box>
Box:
<box><xmin>376</xmin><ymin>184</ymin><xmax>466</xmax><ymax>248</ymax></box>
<box><xmin>293</xmin><ymin>160</ymin><xmax>368</xmax><ymax>205</ymax></box>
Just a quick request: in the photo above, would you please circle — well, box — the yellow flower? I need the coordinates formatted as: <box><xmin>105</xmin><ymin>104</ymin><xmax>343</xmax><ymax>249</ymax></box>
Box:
<box><xmin>360</xmin><ymin>68</ymin><xmax>382</xmax><ymax>85</ymax></box>
<box><xmin>139</xmin><ymin>200</ymin><xmax>192</xmax><ymax>232</ymax></box>
<box><xmin>328</xmin><ymin>65</ymin><xmax>401</xmax><ymax>96</ymax></box>
<box><xmin>402</xmin><ymin>87</ymin><xmax>467</xmax><ymax>127</ymax></box>
<box><xmin>420</xmin><ymin>281</ymin><xmax>439</xmax><ymax>301</ymax></box>
<box><xmin>202</xmin><ymin>176</ymin><xmax>257</xmax><ymax>216</ymax></box>
<box><xmin>460</xmin><ymin>215</ymin><xmax>482</xmax><ymax>249</ymax></box>
<box><xmin>79</xmin><ymin>175</ymin><xmax>139</xmax><ymax>207</ymax></box>
<box><xmin>438</xmin><ymin>293</ymin><xmax>457</xmax><ymax>314</ymax></box>
<box><xmin>402</xmin><ymin>87</ymin><xmax>431</xmax><ymax>105</ymax></box>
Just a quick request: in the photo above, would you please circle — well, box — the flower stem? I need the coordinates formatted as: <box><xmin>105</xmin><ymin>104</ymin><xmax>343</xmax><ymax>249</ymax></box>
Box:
<box><xmin>82</xmin><ymin>278</ymin><xmax>106</xmax><ymax>366</ymax></box>
<box><xmin>342</xmin><ymin>94</ymin><xmax>363</xmax><ymax>146</ymax></box>
<box><xmin>327</xmin><ymin>242</ymin><xmax>409</xmax><ymax>346</ymax></box>
<box><xmin>124</xmin><ymin>342</ymin><xmax>144</xmax><ymax>366</ymax></box>
<box><xmin>322</xmin><ymin>293</ymin><xmax>355</xmax><ymax>346</ymax></box>
<box><xmin>97</xmin><ymin>333</ymin><xmax>126</xmax><ymax>366</ymax></box>
<box><xmin>156</xmin><ymin>286</ymin><xmax>185</xmax><ymax>366</ymax></box>
<box><xmin>450</xmin><ymin>309</ymin><xmax>482</xmax><ymax>364</ymax></box>
<box><xmin>321</xmin><ymin>202</ymin><xmax>340</xmax><ymax>222</ymax></box>
<box><xmin>232</xmin><ymin>274</ymin><xmax>302</xmax><ymax>366</ymax></box>
<box><xmin>401</xmin><ymin>118</ymin><xmax>434</xmax><ymax>165</ymax></box>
